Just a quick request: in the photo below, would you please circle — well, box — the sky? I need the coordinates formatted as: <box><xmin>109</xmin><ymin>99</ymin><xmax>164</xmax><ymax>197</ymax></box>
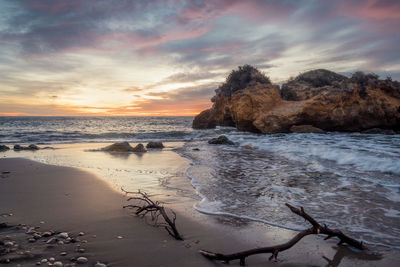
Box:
<box><xmin>0</xmin><ymin>0</ymin><xmax>399</xmax><ymax>116</ymax></box>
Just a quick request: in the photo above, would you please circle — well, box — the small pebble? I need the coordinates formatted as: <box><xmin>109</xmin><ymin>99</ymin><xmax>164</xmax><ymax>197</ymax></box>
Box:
<box><xmin>76</xmin><ymin>257</ymin><xmax>88</xmax><ymax>264</ymax></box>
<box><xmin>116</xmin><ymin>235</ymin><xmax>123</xmax><ymax>239</ymax></box>
<box><xmin>34</xmin><ymin>233</ymin><xmax>42</xmax><ymax>239</ymax></box>
<box><xmin>58</xmin><ymin>241</ymin><xmax>64</xmax><ymax>245</ymax></box>
<box><xmin>36</xmin><ymin>262</ymin><xmax>41</xmax><ymax>265</ymax></box>
<box><xmin>78</xmin><ymin>248</ymin><xmax>85</xmax><ymax>253</ymax></box>
<box><xmin>49</xmin><ymin>257</ymin><xmax>55</xmax><ymax>262</ymax></box>
<box><xmin>58</xmin><ymin>232</ymin><xmax>69</xmax><ymax>239</ymax></box>
<box><xmin>92</xmin><ymin>235</ymin><xmax>97</xmax><ymax>238</ymax></box>
<box><xmin>41</xmin><ymin>259</ymin><xmax>48</xmax><ymax>264</ymax></box>
<box><xmin>95</xmin><ymin>262</ymin><xmax>107</xmax><ymax>267</ymax></box>
<box><xmin>53</xmin><ymin>261</ymin><xmax>63</xmax><ymax>267</ymax></box>
<box><xmin>47</xmin><ymin>237</ymin><xmax>57</xmax><ymax>244</ymax></box>
<box><xmin>28</xmin><ymin>238</ymin><xmax>36</xmax><ymax>243</ymax></box>
<box><xmin>26</xmin><ymin>227</ymin><xmax>36</xmax><ymax>234</ymax></box>
<box><xmin>78</xmin><ymin>232</ymin><xmax>85</xmax><ymax>236</ymax></box>
<box><xmin>81</xmin><ymin>240</ymin><xmax>87</xmax><ymax>243</ymax></box>
<box><xmin>4</xmin><ymin>241</ymin><xmax>14</xmax><ymax>247</ymax></box>
<box><xmin>60</xmin><ymin>252</ymin><xmax>67</xmax><ymax>256</ymax></box>
<box><xmin>43</xmin><ymin>232</ymin><xmax>52</xmax><ymax>237</ymax></box>
<box><xmin>40</xmin><ymin>221</ymin><xmax>45</xmax><ymax>224</ymax></box>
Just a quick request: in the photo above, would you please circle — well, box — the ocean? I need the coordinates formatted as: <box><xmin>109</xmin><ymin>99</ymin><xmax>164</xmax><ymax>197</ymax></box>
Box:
<box><xmin>1</xmin><ymin>116</ymin><xmax>399</xmax><ymax>248</ymax></box>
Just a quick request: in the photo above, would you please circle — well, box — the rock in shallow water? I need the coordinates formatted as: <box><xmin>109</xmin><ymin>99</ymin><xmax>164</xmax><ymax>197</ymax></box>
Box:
<box><xmin>0</xmin><ymin>145</ymin><xmax>10</xmax><ymax>151</ymax></box>
<box><xmin>208</xmin><ymin>135</ymin><xmax>234</xmax><ymax>145</ymax></box>
<box><xmin>146</xmin><ymin>142</ymin><xmax>164</xmax><ymax>149</ymax></box>
<box><xmin>101</xmin><ymin>142</ymin><xmax>147</xmax><ymax>152</ymax></box>
<box><xmin>132</xmin><ymin>144</ymin><xmax>147</xmax><ymax>152</ymax></box>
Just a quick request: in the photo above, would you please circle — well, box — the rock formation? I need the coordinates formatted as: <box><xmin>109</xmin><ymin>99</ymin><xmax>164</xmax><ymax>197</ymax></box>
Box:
<box><xmin>193</xmin><ymin>66</ymin><xmax>400</xmax><ymax>133</ymax></box>
<box><xmin>146</xmin><ymin>142</ymin><xmax>164</xmax><ymax>149</ymax></box>
<box><xmin>13</xmin><ymin>144</ymin><xmax>40</xmax><ymax>151</ymax></box>
<box><xmin>101</xmin><ymin>142</ymin><xmax>147</xmax><ymax>152</ymax></box>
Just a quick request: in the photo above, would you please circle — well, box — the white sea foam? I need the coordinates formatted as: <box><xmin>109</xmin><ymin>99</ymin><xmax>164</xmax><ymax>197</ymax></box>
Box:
<box><xmin>179</xmin><ymin>132</ymin><xmax>400</xmax><ymax>248</ymax></box>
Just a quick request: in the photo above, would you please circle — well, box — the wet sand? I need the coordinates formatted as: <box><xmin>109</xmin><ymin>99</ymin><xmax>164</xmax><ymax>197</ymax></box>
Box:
<box><xmin>0</xmin><ymin>156</ymin><xmax>399</xmax><ymax>266</ymax></box>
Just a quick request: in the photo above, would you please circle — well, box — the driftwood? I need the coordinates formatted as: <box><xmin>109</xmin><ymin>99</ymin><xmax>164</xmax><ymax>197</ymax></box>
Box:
<box><xmin>200</xmin><ymin>203</ymin><xmax>367</xmax><ymax>266</ymax></box>
<box><xmin>122</xmin><ymin>189</ymin><xmax>183</xmax><ymax>240</ymax></box>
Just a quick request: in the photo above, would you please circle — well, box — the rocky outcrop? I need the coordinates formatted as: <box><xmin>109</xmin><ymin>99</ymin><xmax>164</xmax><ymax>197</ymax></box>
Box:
<box><xmin>102</xmin><ymin>142</ymin><xmax>147</xmax><ymax>152</ymax></box>
<box><xmin>193</xmin><ymin>66</ymin><xmax>400</xmax><ymax>133</ymax></box>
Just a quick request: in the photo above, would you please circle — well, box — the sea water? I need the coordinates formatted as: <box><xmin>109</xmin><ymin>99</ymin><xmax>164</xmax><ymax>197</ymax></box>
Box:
<box><xmin>1</xmin><ymin>116</ymin><xmax>399</xmax><ymax>248</ymax></box>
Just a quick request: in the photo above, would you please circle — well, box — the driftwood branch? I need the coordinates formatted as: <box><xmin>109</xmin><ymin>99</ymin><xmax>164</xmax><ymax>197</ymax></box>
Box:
<box><xmin>200</xmin><ymin>203</ymin><xmax>367</xmax><ymax>266</ymax></box>
<box><xmin>122</xmin><ymin>188</ymin><xmax>183</xmax><ymax>240</ymax></box>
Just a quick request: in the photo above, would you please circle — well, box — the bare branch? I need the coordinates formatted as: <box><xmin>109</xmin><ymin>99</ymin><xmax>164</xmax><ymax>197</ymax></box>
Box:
<box><xmin>200</xmin><ymin>203</ymin><xmax>367</xmax><ymax>266</ymax></box>
<box><xmin>123</xmin><ymin>189</ymin><xmax>184</xmax><ymax>241</ymax></box>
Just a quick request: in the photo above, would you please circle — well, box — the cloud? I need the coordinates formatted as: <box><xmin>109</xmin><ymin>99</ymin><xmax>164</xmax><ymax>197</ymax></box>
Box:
<box><xmin>0</xmin><ymin>0</ymin><xmax>399</xmax><ymax>115</ymax></box>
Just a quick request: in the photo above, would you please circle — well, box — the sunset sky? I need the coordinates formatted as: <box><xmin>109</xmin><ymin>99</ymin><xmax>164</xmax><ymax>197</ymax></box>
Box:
<box><xmin>0</xmin><ymin>0</ymin><xmax>399</xmax><ymax>116</ymax></box>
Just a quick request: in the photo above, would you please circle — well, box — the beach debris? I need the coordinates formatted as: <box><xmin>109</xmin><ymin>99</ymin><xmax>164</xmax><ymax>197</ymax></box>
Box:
<box><xmin>0</xmin><ymin>145</ymin><xmax>10</xmax><ymax>151</ymax></box>
<box><xmin>122</xmin><ymin>189</ymin><xmax>184</xmax><ymax>240</ymax></box>
<box><xmin>199</xmin><ymin>203</ymin><xmax>368</xmax><ymax>266</ymax></box>
<box><xmin>146</xmin><ymin>142</ymin><xmax>164</xmax><ymax>149</ymax></box>
<box><xmin>76</xmin><ymin>256</ymin><xmax>88</xmax><ymax>264</ymax></box>
<box><xmin>208</xmin><ymin>135</ymin><xmax>234</xmax><ymax>145</ymax></box>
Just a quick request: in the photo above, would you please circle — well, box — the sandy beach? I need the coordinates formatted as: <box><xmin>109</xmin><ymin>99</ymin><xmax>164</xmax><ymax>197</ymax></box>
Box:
<box><xmin>1</xmin><ymin>150</ymin><xmax>399</xmax><ymax>266</ymax></box>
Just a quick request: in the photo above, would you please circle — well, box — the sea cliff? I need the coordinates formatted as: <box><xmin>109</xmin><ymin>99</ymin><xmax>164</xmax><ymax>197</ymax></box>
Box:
<box><xmin>193</xmin><ymin>65</ymin><xmax>400</xmax><ymax>133</ymax></box>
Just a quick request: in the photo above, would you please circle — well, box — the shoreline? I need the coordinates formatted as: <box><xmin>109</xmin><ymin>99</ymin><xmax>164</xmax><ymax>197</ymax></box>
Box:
<box><xmin>1</xmin><ymin>145</ymin><xmax>399</xmax><ymax>266</ymax></box>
